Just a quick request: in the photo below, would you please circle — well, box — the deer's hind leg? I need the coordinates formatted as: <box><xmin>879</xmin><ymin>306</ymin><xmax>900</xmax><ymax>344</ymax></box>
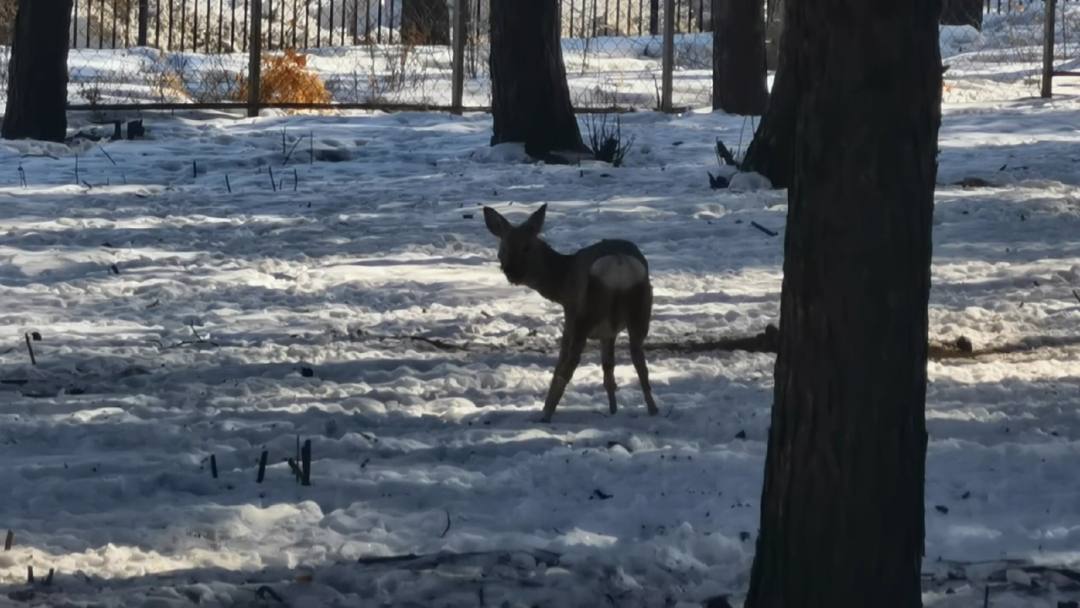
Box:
<box><xmin>627</xmin><ymin>285</ymin><xmax>659</xmax><ymax>416</ymax></box>
<box><xmin>541</xmin><ymin>320</ymin><xmax>588</xmax><ymax>423</ymax></box>
<box><xmin>601</xmin><ymin>337</ymin><xmax>618</xmax><ymax>414</ymax></box>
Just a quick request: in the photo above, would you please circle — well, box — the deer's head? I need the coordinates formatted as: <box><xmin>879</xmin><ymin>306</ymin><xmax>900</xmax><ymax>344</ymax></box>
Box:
<box><xmin>483</xmin><ymin>204</ymin><xmax>548</xmax><ymax>286</ymax></box>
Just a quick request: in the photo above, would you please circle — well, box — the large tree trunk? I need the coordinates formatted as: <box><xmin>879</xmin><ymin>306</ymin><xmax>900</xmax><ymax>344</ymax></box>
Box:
<box><xmin>745</xmin><ymin>0</ymin><xmax>941</xmax><ymax>605</ymax></box>
<box><xmin>489</xmin><ymin>0</ymin><xmax>586</xmax><ymax>157</ymax></box>
<box><xmin>740</xmin><ymin>0</ymin><xmax>796</xmax><ymax>187</ymax></box>
<box><xmin>401</xmin><ymin>0</ymin><xmax>450</xmax><ymax>45</ymax></box>
<box><xmin>940</xmin><ymin>0</ymin><xmax>983</xmax><ymax>30</ymax></box>
<box><xmin>764</xmin><ymin>0</ymin><xmax>783</xmax><ymax>69</ymax></box>
<box><xmin>2</xmin><ymin>0</ymin><xmax>73</xmax><ymax>142</ymax></box>
<box><xmin>712</xmin><ymin>0</ymin><xmax>768</xmax><ymax>114</ymax></box>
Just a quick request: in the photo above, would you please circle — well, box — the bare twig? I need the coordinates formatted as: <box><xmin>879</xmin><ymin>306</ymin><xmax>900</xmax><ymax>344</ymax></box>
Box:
<box><xmin>225</xmin><ymin>174</ymin><xmax>232</xmax><ymax>193</ymax></box>
<box><xmin>210</xmin><ymin>454</ymin><xmax>218</xmax><ymax>479</ymax></box>
<box><xmin>24</xmin><ymin>333</ymin><xmax>36</xmax><ymax>366</ymax></box>
<box><xmin>257</xmin><ymin>450</ymin><xmax>269</xmax><ymax>483</ymax></box>
<box><xmin>1072</xmin><ymin>289</ymin><xmax>1080</xmax><ymax>305</ymax></box>
<box><xmin>98</xmin><ymin>145</ymin><xmax>118</xmax><ymax>166</ymax></box>
<box><xmin>269</xmin><ymin>166</ymin><xmax>277</xmax><ymax>192</ymax></box>
<box><xmin>440</xmin><ymin>510</ymin><xmax>451</xmax><ymax>538</ymax></box>
<box><xmin>301</xmin><ymin>440</ymin><xmax>311</xmax><ymax>486</ymax></box>
<box><xmin>750</xmin><ymin>221</ymin><xmax>779</xmax><ymax>237</ymax></box>
<box><xmin>283</xmin><ymin>137</ymin><xmax>303</xmax><ymax>166</ymax></box>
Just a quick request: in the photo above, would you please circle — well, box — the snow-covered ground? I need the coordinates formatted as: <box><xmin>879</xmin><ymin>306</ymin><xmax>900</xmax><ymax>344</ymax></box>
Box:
<box><xmin>1</xmin><ymin>87</ymin><xmax>1080</xmax><ymax>605</ymax></box>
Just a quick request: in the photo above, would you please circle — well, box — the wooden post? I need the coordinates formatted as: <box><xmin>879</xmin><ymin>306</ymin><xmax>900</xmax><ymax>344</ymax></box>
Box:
<box><xmin>137</xmin><ymin>0</ymin><xmax>149</xmax><ymax>46</ymax></box>
<box><xmin>451</xmin><ymin>0</ymin><xmax>466</xmax><ymax>114</ymax></box>
<box><xmin>661</xmin><ymin>0</ymin><xmax>675</xmax><ymax>111</ymax></box>
<box><xmin>1041</xmin><ymin>0</ymin><xmax>1057</xmax><ymax>98</ymax></box>
<box><xmin>247</xmin><ymin>0</ymin><xmax>263</xmax><ymax>117</ymax></box>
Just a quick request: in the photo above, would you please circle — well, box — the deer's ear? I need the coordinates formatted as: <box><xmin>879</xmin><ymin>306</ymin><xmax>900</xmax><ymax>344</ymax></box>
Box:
<box><xmin>524</xmin><ymin>204</ymin><xmax>547</xmax><ymax>236</ymax></box>
<box><xmin>483</xmin><ymin>206</ymin><xmax>510</xmax><ymax>238</ymax></box>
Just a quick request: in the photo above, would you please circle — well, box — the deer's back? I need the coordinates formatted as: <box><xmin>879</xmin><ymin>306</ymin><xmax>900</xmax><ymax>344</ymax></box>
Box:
<box><xmin>568</xmin><ymin>240</ymin><xmax>651</xmax><ymax>338</ymax></box>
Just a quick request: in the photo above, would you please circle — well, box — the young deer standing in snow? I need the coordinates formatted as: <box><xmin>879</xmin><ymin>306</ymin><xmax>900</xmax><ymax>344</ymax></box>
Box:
<box><xmin>483</xmin><ymin>204</ymin><xmax>659</xmax><ymax>422</ymax></box>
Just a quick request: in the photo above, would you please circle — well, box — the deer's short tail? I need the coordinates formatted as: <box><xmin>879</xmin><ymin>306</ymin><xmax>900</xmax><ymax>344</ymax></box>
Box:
<box><xmin>590</xmin><ymin>255</ymin><xmax>648</xmax><ymax>291</ymax></box>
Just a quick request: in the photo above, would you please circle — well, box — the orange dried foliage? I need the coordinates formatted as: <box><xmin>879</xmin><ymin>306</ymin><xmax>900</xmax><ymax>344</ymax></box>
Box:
<box><xmin>235</xmin><ymin>49</ymin><xmax>331</xmax><ymax>105</ymax></box>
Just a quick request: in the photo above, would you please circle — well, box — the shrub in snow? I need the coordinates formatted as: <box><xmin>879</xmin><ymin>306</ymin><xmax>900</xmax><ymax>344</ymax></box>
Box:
<box><xmin>237</xmin><ymin>50</ymin><xmax>331</xmax><ymax>105</ymax></box>
<box><xmin>586</xmin><ymin>113</ymin><xmax>635</xmax><ymax>167</ymax></box>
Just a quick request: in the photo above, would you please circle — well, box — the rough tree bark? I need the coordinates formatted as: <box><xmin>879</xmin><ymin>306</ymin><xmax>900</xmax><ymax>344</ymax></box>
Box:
<box><xmin>739</xmin><ymin>0</ymin><xmax>797</xmax><ymax>187</ymax></box>
<box><xmin>402</xmin><ymin>0</ymin><xmax>450</xmax><ymax>45</ymax></box>
<box><xmin>744</xmin><ymin>0</ymin><xmax>941</xmax><ymax>605</ymax></box>
<box><xmin>940</xmin><ymin>0</ymin><xmax>983</xmax><ymax>30</ymax></box>
<box><xmin>764</xmin><ymin>0</ymin><xmax>783</xmax><ymax>69</ymax></box>
<box><xmin>489</xmin><ymin>0</ymin><xmax>586</xmax><ymax>157</ymax></box>
<box><xmin>2</xmin><ymin>0</ymin><xmax>74</xmax><ymax>142</ymax></box>
<box><xmin>712</xmin><ymin>0</ymin><xmax>768</xmax><ymax>114</ymax></box>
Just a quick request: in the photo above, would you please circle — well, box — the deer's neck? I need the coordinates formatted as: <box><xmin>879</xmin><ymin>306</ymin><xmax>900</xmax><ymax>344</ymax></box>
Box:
<box><xmin>529</xmin><ymin>241</ymin><xmax>574</xmax><ymax>305</ymax></box>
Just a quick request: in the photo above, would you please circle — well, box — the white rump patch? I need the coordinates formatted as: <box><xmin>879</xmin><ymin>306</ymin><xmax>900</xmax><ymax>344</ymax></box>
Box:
<box><xmin>590</xmin><ymin>255</ymin><xmax>647</xmax><ymax>290</ymax></box>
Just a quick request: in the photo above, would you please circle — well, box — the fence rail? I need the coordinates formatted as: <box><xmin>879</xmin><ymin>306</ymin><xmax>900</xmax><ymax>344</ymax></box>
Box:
<box><xmin>0</xmin><ymin>0</ymin><xmax>1073</xmax><ymax>114</ymax></box>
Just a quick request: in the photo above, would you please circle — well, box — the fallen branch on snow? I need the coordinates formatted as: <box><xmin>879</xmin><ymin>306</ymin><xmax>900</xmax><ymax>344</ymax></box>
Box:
<box><xmin>352</xmin><ymin>326</ymin><xmax>1078</xmax><ymax>362</ymax></box>
<box><xmin>357</xmin><ymin>549</ymin><xmax>561</xmax><ymax>570</ymax></box>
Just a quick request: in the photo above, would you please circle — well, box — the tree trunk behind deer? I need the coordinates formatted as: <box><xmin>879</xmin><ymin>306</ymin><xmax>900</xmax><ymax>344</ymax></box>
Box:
<box><xmin>2</xmin><ymin>0</ymin><xmax>74</xmax><ymax>142</ymax></box>
<box><xmin>940</xmin><ymin>0</ymin><xmax>984</xmax><ymax>30</ymax></box>
<box><xmin>739</xmin><ymin>0</ymin><xmax>796</xmax><ymax>187</ymax></box>
<box><xmin>401</xmin><ymin>0</ymin><xmax>450</xmax><ymax>45</ymax></box>
<box><xmin>489</xmin><ymin>0</ymin><xmax>586</xmax><ymax>156</ymax></box>
<box><xmin>711</xmin><ymin>0</ymin><xmax>768</xmax><ymax>115</ymax></box>
<box><xmin>745</xmin><ymin>0</ymin><xmax>940</xmax><ymax>605</ymax></box>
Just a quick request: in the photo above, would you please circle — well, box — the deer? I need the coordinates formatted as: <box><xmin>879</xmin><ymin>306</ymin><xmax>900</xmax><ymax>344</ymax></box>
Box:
<box><xmin>483</xmin><ymin>204</ymin><xmax>659</xmax><ymax>423</ymax></box>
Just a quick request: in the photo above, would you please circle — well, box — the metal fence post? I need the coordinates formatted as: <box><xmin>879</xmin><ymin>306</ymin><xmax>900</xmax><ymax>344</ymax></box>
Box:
<box><xmin>137</xmin><ymin>0</ymin><xmax>149</xmax><ymax>46</ymax></box>
<box><xmin>451</xmin><ymin>0</ymin><xmax>467</xmax><ymax>114</ymax></box>
<box><xmin>248</xmin><ymin>0</ymin><xmax>263</xmax><ymax>117</ymax></box>
<box><xmin>661</xmin><ymin>0</ymin><xmax>675</xmax><ymax>111</ymax></box>
<box><xmin>1041</xmin><ymin>0</ymin><xmax>1057</xmax><ymax>98</ymax></box>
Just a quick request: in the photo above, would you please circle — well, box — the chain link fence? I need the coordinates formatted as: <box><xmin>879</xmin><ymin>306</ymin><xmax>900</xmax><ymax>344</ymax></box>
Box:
<box><xmin>938</xmin><ymin>0</ymin><xmax>1079</xmax><ymax>102</ymax></box>
<box><xmin>0</xmin><ymin>0</ymin><xmax>1073</xmax><ymax>112</ymax></box>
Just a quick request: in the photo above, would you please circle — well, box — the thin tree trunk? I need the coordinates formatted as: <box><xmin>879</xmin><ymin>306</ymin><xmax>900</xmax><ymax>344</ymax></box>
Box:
<box><xmin>489</xmin><ymin>0</ymin><xmax>586</xmax><ymax>157</ymax></box>
<box><xmin>941</xmin><ymin>0</ymin><xmax>983</xmax><ymax>29</ymax></box>
<box><xmin>745</xmin><ymin>0</ymin><xmax>941</xmax><ymax>605</ymax></box>
<box><xmin>740</xmin><ymin>0</ymin><xmax>796</xmax><ymax>187</ymax></box>
<box><xmin>649</xmin><ymin>0</ymin><xmax>660</xmax><ymax>34</ymax></box>
<box><xmin>712</xmin><ymin>0</ymin><xmax>767</xmax><ymax>114</ymax></box>
<box><xmin>402</xmin><ymin>0</ymin><xmax>450</xmax><ymax>45</ymax></box>
<box><xmin>2</xmin><ymin>0</ymin><xmax>74</xmax><ymax>142</ymax></box>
